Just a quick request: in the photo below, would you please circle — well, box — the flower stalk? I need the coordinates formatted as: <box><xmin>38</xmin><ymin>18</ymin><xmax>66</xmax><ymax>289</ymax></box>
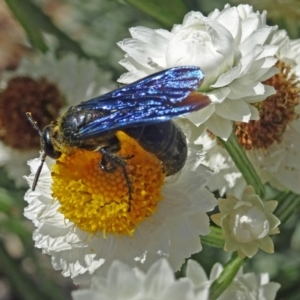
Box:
<box><xmin>275</xmin><ymin>191</ymin><xmax>300</xmax><ymax>225</ymax></box>
<box><xmin>201</xmin><ymin>226</ymin><xmax>224</xmax><ymax>248</ymax></box>
<box><xmin>218</xmin><ymin>133</ymin><xmax>265</xmax><ymax>198</ymax></box>
<box><xmin>209</xmin><ymin>253</ymin><xmax>245</xmax><ymax>300</ymax></box>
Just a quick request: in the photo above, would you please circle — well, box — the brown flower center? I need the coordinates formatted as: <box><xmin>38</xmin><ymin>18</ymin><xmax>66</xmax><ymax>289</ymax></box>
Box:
<box><xmin>235</xmin><ymin>61</ymin><xmax>300</xmax><ymax>150</ymax></box>
<box><xmin>0</xmin><ymin>76</ymin><xmax>64</xmax><ymax>150</ymax></box>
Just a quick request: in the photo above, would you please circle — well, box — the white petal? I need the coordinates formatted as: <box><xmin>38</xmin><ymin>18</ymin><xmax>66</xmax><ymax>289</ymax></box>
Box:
<box><xmin>129</xmin><ymin>26</ymin><xmax>167</xmax><ymax>44</ymax></box>
<box><xmin>255</xmin><ymin>44</ymin><xmax>279</xmax><ymax>59</ymax></box>
<box><xmin>206</xmin><ymin>114</ymin><xmax>233</xmax><ymax>140</ymax></box>
<box><xmin>259</xmin><ymin>282</ymin><xmax>281</xmax><ymax>300</ymax></box>
<box><xmin>240</xmin><ymin>27</ymin><xmax>273</xmax><ymax>55</ymax></box>
<box><xmin>117</xmin><ymin>37</ymin><xmax>167</xmax><ymax>69</ymax></box>
<box><xmin>211</xmin><ymin>65</ymin><xmax>242</xmax><ymax>88</ymax></box>
<box><xmin>107</xmin><ymin>261</ymin><xmax>140</xmax><ymax>298</ymax></box>
<box><xmin>241</xmin><ymin>85</ymin><xmax>276</xmax><ymax>103</ymax></box>
<box><xmin>228</xmin><ymin>80</ymin><xmax>269</xmax><ymax>100</ymax></box>
<box><xmin>214</xmin><ymin>6</ymin><xmax>241</xmax><ymax>41</ymax></box>
<box><xmin>207</xmin><ymin>87</ymin><xmax>231</xmax><ymax>103</ymax></box>
<box><xmin>209</xmin><ymin>263</ymin><xmax>223</xmax><ymax>280</ymax></box>
<box><xmin>254</xmin><ymin>66</ymin><xmax>278</xmax><ymax>82</ymax></box>
<box><xmin>166</xmin><ymin>18</ymin><xmax>234</xmax><ymax>86</ymax></box>
<box><xmin>190</xmin><ymin>187</ymin><xmax>217</xmax><ymax>212</ymax></box>
<box><xmin>144</xmin><ymin>259</ymin><xmax>174</xmax><ymax>294</ymax></box>
<box><xmin>248</xmin><ymin>104</ymin><xmax>259</xmax><ymax>120</ymax></box>
<box><xmin>247</xmin><ymin>57</ymin><xmax>277</xmax><ymax>80</ymax></box>
<box><xmin>238</xmin><ymin>44</ymin><xmax>265</xmax><ymax>76</ymax></box>
<box><xmin>186</xmin><ymin>259</ymin><xmax>208</xmax><ymax>284</ymax></box>
<box><xmin>215</xmin><ymin>100</ymin><xmax>251</xmax><ymax>122</ymax></box>
<box><xmin>119</xmin><ymin>54</ymin><xmax>151</xmax><ymax>72</ymax></box>
<box><xmin>160</xmin><ymin>280</ymin><xmax>194</xmax><ymax>300</ymax></box>
<box><xmin>118</xmin><ymin>69</ymin><xmax>149</xmax><ymax>84</ymax></box>
<box><xmin>240</xmin><ymin>14</ymin><xmax>260</xmax><ymax>43</ymax></box>
<box><xmin>274</xmin><ymin>166</ymin><xmax>300</xmax><ymax>194</ymax></box>
<box><xmin>187</xmin><ymin>104</ymin><xmax>215</xmax><ymax>126</ymax></box>
<box><xmin>129</xmin><ymin>26</ymin><xmax>169</xmax><ymax>67</ymax></box>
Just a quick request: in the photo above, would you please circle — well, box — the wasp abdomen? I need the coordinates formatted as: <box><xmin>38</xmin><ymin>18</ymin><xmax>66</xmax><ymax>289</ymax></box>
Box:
<box><xmin>124</xmin><ymin>121</ymin><xmax>187</xmax><ymax>176</ymax></box>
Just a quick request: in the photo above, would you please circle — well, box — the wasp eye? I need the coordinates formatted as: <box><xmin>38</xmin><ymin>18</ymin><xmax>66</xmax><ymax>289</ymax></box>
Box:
<box><xmin>42</xmin><ymin>125</ymin><xmax>61</xmax><ymax>159</ymax></box>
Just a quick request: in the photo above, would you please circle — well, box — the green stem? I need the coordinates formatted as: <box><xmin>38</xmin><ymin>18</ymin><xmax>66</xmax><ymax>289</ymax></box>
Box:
<box><xmin>275</xmin><ymin>189</ymin><xmax>291</xmax><ymax>202</ymax></box>
<box><xmin>5</xmin><ymin>0</ymin><xmax>48</xmax><ymax>52</ymax></box>
<box><xmin>201</xmin><ymin>226</ymin><xmax>224</xmax><ymax>248</ymax></box>
<box><xmin>0</xmin><ymin>242</ymin><xmax>49</xmax><ymax>300</ymax></box>
<box><xmin>209</xmin><ymin>254</ymin><xmax>245</xmax><ymax>300</ymax></box>
<box><xmin>218</xmin><ymin>133</ymin><xmax>265</xmax><ymax>198</ymax></box>
<box><xmin>275</xmin><ymin>191</ymin><xmax>300</xmax><ymax>225</ymax></box>
<box><xmin>0</xmin><ymin>217</ymin><xmax>66</xmax><ymax>300</ymax></box>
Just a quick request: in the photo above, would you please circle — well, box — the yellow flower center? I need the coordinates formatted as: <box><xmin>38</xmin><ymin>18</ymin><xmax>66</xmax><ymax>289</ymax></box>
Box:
<box><xmin>51</xmin><ymin>131</ymin><xmax>165</xmax><ymax>236</ymax></box>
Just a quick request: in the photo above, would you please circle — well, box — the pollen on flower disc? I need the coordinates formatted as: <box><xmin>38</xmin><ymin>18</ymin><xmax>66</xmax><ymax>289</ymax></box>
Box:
<box><xmin>51</xmin><ymin>131</ymin><xmax>165</xmax><ymax>236</ymax></box>
<box><xmin>235</xmin><ymin>61</ymin><xmax>300</xmax><ymax>150</ymax></box>
<box><xmin>0</xmin><ymin>76</ymin><xmax>64</xmax><ymax>150</ymax></box>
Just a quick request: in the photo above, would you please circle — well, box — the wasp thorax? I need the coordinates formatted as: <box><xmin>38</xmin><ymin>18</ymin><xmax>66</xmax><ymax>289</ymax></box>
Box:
<box><xmin>0</xmin><ymin>76</ymin><xmax>64</xmax><ymax>150</ymax></box>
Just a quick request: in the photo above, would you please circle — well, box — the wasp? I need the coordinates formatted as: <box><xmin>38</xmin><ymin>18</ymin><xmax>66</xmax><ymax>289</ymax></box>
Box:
<box><xmin>27</xmin><ymin>66</ymin><xmax>210</xmax><ymax>207</ymax></box>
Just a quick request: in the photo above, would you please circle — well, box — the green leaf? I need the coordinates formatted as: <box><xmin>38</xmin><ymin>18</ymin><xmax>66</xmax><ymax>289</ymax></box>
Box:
<box><xmin>5</xmin><ymin>0</ymin><xmax>48</xmax><ymax>52</ymax></box>
<box><xmin>218</xmin><ymin>133</ymin><xmax>265</xmax><ymax>198</ymax></box>
<box><xmin>5</xmin><ymin>0</ymin><xmax>90</xmax><ymax>59</ymax></box>
<box><xmin>0</xmin><ymin>189</ymin><xmax>15</xmax><ymax>213</ymax></box>
<box><xmin>124</xmin><ymin>0</ymin><xmax>188</xmax><ymax>27</ymax></box>
<box><xmin>209</xmin><ymin>253</ymin><xmax>245</xmax><ymax>300</ymax></box>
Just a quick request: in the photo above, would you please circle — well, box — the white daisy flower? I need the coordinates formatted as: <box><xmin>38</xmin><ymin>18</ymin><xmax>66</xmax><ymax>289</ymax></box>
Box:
<box><xmin>72</xmin><ymin>259</ymin><xmax>197</xmax><ymax>300</ymax></box>
<box><xmin>72</xmin><ymin>258</ymin><xmax>281</xmax><ymax>300</ymax></box>
<box><xmin>117</xmin><ymin>4</ymin><xmax>278</xmax><ymax>140</ymax></box>
<box><xmin>0</xmin><ymin>53</ymin><xmax>114</xmax><ymax>186</ymax></box>
<box><xmin>24</xmin><ymin>131</ymin><xmax>217</xmax><ymax>283</ymax></box>
<box><xmin>194</xmin><ymin>131</ymin><xmax>245</xmax><ymax>198</ymax></box>
<box><xmin>186</xmin><ymin>259</ymin><xmax>281</xmax><ymax>300</ymax></box>
<box><xmin>197</xmin><ymin>30</ymin><xmax>300</xmax><ymax>196</ymax></box>
<box><xmin>211</xmin><ymin>186</ymin><xmax>280</xmax><ymax>258</ymax></box>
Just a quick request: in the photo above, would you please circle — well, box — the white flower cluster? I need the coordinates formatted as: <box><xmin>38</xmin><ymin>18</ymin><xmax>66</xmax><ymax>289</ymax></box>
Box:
<box><xmin>118</xmin><ymin>4</ymin><xmax>278</xmax><ymax>140</ymax></box>
<box><xmin>16</xmin><ymin>4</ymin><xmax>285</xmax><ymax>300</ymax></box>
<box><xmin>72</xmin><ymin>259</ymin><xmax>280</xmax><ymax>300</ymax></box>
<box><xmin>198</xmin><ymin>29</ymin><xmax>300</xmax><ymax>197</ymax></box>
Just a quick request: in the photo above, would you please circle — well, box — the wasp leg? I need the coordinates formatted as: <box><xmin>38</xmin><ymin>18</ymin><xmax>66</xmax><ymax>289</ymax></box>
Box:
<box><xmin>100</xmin><ymin>152</ymin><xmax>134</xmax><ymax>172</ymax></box>
<box><xmin>98</xmin><ymin>139</ymin><xmax>133</xmax><ymax>212</ymax></box>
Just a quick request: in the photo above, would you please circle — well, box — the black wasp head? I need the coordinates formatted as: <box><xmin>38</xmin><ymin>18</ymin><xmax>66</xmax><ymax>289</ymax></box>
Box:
<box><xmin>26</xmin><ymin>112</ymin><xmax>61</xmax><ymax>191</ymax></box>
<box><xmin>41</xmin><ymin>124</ymin><xmax>62</xmax><ymax>159</ymax></box>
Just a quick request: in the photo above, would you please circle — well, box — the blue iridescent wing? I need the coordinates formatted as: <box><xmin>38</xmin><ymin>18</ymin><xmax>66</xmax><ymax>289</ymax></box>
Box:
<box><xmin>76</xmin><ymin>66</ymin><xmax>209</xmax><ymax>139</ymax></box>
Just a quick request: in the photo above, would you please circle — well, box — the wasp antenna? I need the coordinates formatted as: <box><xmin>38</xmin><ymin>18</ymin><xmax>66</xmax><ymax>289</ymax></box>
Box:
<box><xmin>26</xmin><ymin>112</ymin><xmax>43</xmax><ymax>137</ymax></box>
<box><xmin>32</xmin><ymin>152</ymin><xmax>46</xmax><ymax>191</ymax></box>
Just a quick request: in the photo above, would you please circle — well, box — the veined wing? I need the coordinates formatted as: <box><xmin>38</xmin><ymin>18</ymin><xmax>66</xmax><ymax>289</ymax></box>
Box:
<box><xmin>76</xmin><ymin>66</ymin><xmax>210</xmax><ymax>138</ymax></box>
